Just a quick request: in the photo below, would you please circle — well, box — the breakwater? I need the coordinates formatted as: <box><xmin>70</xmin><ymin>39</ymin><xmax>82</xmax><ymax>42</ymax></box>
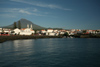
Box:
<box><xmin>0</xmin><ymin>35</ymin><xmax>62</xmax><ymax>43</ymax></box>
<box><xmin>74</xmin><ymin>34</ymin><xmax>100</xmax><ymax>38</ymax></box>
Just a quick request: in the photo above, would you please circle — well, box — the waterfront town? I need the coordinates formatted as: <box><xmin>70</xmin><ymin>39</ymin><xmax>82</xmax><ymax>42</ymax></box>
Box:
<box><xmin>0</xmin><ymin>24</ymin><xmax>100</xmax><ymax>37</ymax></box>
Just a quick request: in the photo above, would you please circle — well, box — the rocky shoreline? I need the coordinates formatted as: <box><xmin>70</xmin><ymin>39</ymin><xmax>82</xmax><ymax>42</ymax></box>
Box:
<box><xmin>0</xmin><ymin>35</ymin><xmax>100</xmax><ymax>43</ymax></box>
<box><xmin>74</xmin><ymin>34</ymin><xmax>100</xmax><ymax>38</ymax></box>
<box><xmin>0</xmin><ymin>35</ymin><xmax>62</xmax><ymax>43</ymax></box>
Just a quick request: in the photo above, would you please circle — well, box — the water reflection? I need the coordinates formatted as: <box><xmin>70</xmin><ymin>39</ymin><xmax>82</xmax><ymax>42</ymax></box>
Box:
<box><xmin>12</xmin><ymin>39</ymin><xmax>35</xmax><ymax>56</ymax></box>
<box><xmin>13</xmin><ymin>39</ymin><xmax>34</xmax><ymax>49</ymax></box>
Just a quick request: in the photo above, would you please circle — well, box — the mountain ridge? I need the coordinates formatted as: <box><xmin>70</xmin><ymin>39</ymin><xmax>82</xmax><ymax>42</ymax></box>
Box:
<box><xmin>2</xmin><ymin>18</ymin><xmax>46</xmax><ymax>30</ymax></box>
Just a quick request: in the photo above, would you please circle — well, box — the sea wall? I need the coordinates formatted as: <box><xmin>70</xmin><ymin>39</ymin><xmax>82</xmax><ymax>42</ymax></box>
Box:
<box><xmin>74</xmin><ymin>34</ymin><xmax>100</xmax><ymax>38</ymax></box>
<box><xmin>0</xmin><ymin>35</ymin><xmax>62</xmax><ymax>43</ymax></box>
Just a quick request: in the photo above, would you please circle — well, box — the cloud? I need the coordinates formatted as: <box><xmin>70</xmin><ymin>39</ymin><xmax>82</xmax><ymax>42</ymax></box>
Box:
<box><xmin>0</xmin><ymin>8</ymin><xmax>45</xmax><ymax>16</ymax></box>
<box><xmin>19</xmin><ymin>9</ymin><xmax>31</xmax><ymax>15</ymax></box>
<box><xmin>0</xmin><ymin>14</ymin><xmax>16</xmax><ymax>18</ymax></box>
<box><xmin>18</xmin><ymin>9</ymin><xmax>45</xmax><ymax>16</ymax></box>
<box><xmin>0</xmin><ymin>8</ymin><xmax>19</xmax><ymax>12</ymax></box>
<box><xmin>10</xmin><ymin>0</ymin><xmax>71</xmax><ymax>10</ymax></box>
<box><xmin>33</xmin><ymin>8</ymin><xmax>38</xmax><ymax>12</ymax></box>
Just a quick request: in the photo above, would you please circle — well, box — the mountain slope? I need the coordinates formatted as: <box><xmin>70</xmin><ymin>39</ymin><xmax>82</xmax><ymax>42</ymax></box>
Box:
<box><xmin>3</xmin><ymin>18</ymin><xmax>46</xmax><ymax>30</ymax></box>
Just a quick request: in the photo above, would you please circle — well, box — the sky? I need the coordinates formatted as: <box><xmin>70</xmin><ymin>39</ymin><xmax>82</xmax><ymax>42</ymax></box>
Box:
<box><xmin>0</xmin><ymin>0</ymin><xmax>100</xmax><ymax>30</ymax></box>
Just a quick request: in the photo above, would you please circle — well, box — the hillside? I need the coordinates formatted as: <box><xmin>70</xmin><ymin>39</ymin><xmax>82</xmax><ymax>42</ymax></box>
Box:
<box><xmin>2</xmin><ymin>18</ymin><xmax>46</xmax><ymax>30</ymax></box>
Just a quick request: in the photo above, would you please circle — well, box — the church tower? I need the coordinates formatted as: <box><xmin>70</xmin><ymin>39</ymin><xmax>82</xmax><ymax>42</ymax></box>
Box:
<box><xmin>31</xmin><ymin>24</ymin><xmax>33</xmax><ymax>29</ymax></box>
<box><xmin>27</xmin><ymin>24</ymin><xmax>29</xmax><ymax>28</ymax></box>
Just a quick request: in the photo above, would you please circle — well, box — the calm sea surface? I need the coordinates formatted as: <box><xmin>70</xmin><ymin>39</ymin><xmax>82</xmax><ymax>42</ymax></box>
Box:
<box><xmin>0</xmin><ymin>38</ymin><xmax>100</xmax><ymax>67</ymax></box>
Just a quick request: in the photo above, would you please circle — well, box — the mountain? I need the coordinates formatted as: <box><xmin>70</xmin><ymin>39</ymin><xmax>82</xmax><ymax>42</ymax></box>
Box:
<box><xmin>2</xmin><ymin>18</ymin><xmax>46</xmax><ymax>30</ymax></box>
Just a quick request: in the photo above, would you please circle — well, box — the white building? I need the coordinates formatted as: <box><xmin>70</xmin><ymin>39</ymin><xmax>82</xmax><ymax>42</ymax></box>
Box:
<box><xmin>71</xmin><ymin>29</ymin><xmax>76</xmax><ymax>32</ymax></box>
<box><xmin>0</xmin><ymin>28</ymin><xmax>2</xmax><ymax>32</ymax></box>
<box><xmin>13</xmin><ymin>28</ymin><xmax>20</xmax><ymax>34</ymax></box>
<box><xmin>13</xmin><ymin>24</ymin><xmax>35</xmax><ymax>35</ymax></box>
<box><xmin>49</xmin><ymin>33</ymin><xmax>55</xmax><ymax>36</ymax></box>
<box><xmin>47</xmin><ymin>29</ymin><xmax>53</xmax><ymax>33</ymax></box>
<box><xmin>53</xmin><ymin>30</ymin><xmax>58</xmax><ymax>33</ymax></box>
<box><xmin>55</xmin><ymin>32</ymin><xmax>59</xmax><ymax>36</ymax></box>
<box><xmin>0</xmin><ymin>28</ymin><xmax>11</xmax><ymax>33</ymax></box>
<box><xmin>46</xmin><ymin>32</ymin><xmax>55</xmax><ymax>36</ymax></box>
<box><xmin>41</xmin><ymin>30</ymin><xmax>46</xmax><ymax>33</ymax></box>
<box><xmin>60</xmin><ymin>32</ymin><xmax>65</xmax><ymax>35</ymax></box>
<box><xmin>46</xmin><ymin>29</ymin><xmax>55</xmax><ymax>36</ymax></box>
<box><xmin>20</xmin><ymin>28</ymin><xmax>35</xmax><ymax>35</ymax></box>
<box><xmin>69</xmin><ymin>32</ymin><xmax>75</xmax><ymax>35</ymax></box>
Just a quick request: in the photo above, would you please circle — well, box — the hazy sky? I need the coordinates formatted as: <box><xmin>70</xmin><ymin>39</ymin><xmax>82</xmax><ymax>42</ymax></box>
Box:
<box><xmin>0</xmin><ymin>0</ymin><xmax>100</xmax><ymax>29</ymax></box>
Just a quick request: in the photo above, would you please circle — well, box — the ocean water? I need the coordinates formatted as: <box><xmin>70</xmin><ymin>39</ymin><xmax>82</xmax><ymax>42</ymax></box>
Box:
<box><xmin>0</xmin><ymin>38</ymin><xmax>100</xmax><ymax>67</ymax></box>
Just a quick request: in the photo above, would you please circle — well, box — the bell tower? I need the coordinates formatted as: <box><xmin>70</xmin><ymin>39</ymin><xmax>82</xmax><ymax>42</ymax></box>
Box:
<box><xmin>27</xmin><ymin>24</ymin><xmax>29</xmax><ymax>28</ymax></box>
<box><xmin>31</xmin><ymin>24</ymin><xmax>33</xmax><ymax>29</ymax></box>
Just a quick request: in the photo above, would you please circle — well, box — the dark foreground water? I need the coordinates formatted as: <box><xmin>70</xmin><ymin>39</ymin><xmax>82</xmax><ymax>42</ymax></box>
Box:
<box><xmin>0</xmin><ymin>38</ymin><xmax>100</xmax><ymax>67</ymax></box>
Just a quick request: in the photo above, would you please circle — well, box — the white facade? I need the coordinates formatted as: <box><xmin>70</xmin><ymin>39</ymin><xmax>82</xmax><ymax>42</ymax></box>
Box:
<box><xmin>13</xmin><ymin>28</ymin><xmax>20</xmax><ymax>34</ymax></box>
<box><xmin>69</xmin><ymin>32</ymin><xmax>75</xmax><ymax>35</ymax></box>
<box><xmin>20</xmin><ymin>32</ymin><xmax>32</xmax><ymax>35</ymax></box>
<box><xmin>60</xmin><ymin>32</ymin><xmax>65</xmax><ymax>34</ymax></box>
<box><xmin>20</xmin><ymin>28</ymin><xmax>35</xmax><ymax>35</ymax></box>
<box><xmin>47</xmin><ymin>29</ymin><xmax>53</xmax><ymax>33</ymax></box>
<box><xmin>0</xmin><ymin>28</ymin><xmax>2</xmax><ymax>32</ymax></box>
<box><xmin>53</xmin><ymin>30</ymin><xmax>58</xmax><ymax>33</ymax></box>
<box><xmin>0</xmin><ymin>28</ymin><xmax>11</xmax><ymax>33</ymax></box>
<box><xmin>46</xmin><ymin>32</ymin><xmax>49</xmax><ymax>35</ymax></box>
<box><xmin>0</xmin><ymin>30</ymin><xmax>2</xmax><ymax>32</ymax></box>
<box><xmin>13</xmin><ymin>24</ymin><xmax>35</xmax><ymax>35</ymax></box>
<box><xmin>71</xmin><ymin>29</ymin><xmax>76</xmax><ymax>32</ymax></box>
<box><xmin>48</xmin><ymin>32</ymin><xmax>55</xmax><ymax>36</ymax></box>
<box><xmin>41</xmin><ymin>30</ymin><xmax>46</xmax><ymax>33</ymax></box>
<box><xmin>55</xmin><ymin>33</ymin><xmax>59</xmax><ymax>36</ymax></box>
<box><xmin>4</xmin><ymin>30</ymin><xmax>10</xmax><ymax>33</ymax></box>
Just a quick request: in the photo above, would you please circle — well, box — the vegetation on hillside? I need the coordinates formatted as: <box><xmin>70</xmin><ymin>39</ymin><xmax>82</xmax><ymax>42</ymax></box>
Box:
<box><xmin>13</xmin><ymin>22</ymin><xmax>17</xmax><ymax>29</ymax></box>
<box><xmin>18</xmin><ymin>21</ymin><xmax>21</xmax><ymax>29</ymax></box>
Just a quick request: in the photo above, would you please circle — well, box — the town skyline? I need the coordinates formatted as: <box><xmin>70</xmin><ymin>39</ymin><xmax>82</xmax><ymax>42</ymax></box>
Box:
<box><xmin>0</xmin><ymin>0</ymin><xmax>100</xmax><ymax>30</ymax></box>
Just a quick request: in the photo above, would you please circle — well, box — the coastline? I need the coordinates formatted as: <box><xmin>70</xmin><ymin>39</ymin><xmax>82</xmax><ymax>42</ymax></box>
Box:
<box><xmin>0</xmin><ymin>35</ymin><xmax>100</xmax><ymax>43</ymax></box>
<box><xmin>74</xmin><ymin>34</ymin><xmax>100</xmax><ymax>38</ymax></box>
<box><xmin>0</xmin><ymin>35</ymin><xmax>62</xmax><ymax>43</ymax></box>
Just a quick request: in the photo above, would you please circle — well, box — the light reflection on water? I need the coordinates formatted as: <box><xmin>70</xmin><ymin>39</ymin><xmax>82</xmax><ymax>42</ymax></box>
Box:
<box><xmin>0</xmin><ymin>38</ymin><xmax>100</xmax><ymax>67</ymax></box>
